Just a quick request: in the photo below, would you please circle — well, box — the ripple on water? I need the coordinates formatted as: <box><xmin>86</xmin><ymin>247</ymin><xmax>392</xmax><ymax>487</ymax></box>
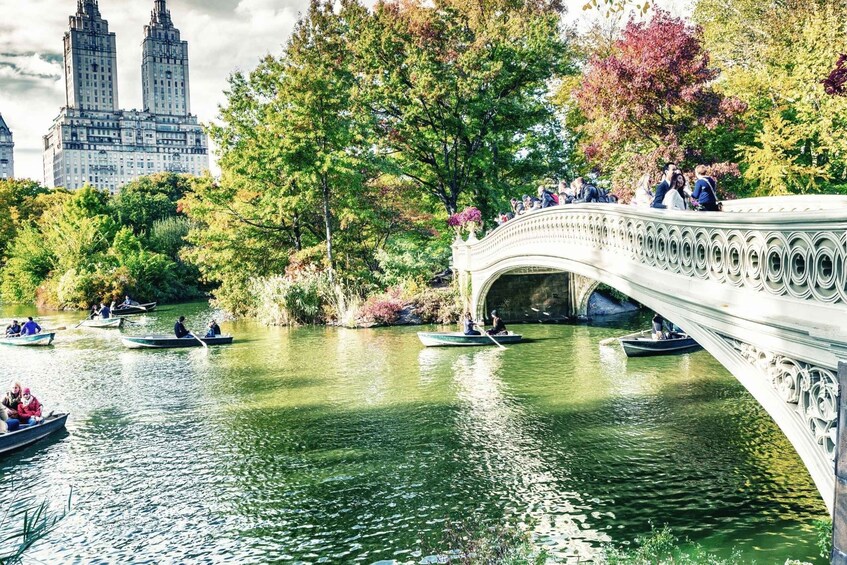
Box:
<box><xmin>0</xmin><ymin>309</ymin><xmax>828</xmax><ymax>563</ymax></box>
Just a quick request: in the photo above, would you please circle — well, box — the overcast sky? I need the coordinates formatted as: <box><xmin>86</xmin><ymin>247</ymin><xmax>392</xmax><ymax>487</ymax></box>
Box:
<box><xmin>0</xmin><ymin>0</ymin><xmax>689</xmax><ymax>182</ymax></box>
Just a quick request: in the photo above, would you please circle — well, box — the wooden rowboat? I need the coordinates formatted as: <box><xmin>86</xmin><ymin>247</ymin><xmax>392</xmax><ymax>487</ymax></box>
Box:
<box><xmin>0</xmin><ymin>413</ymin><xmax>69</xmax><ymax>456</ymax></box>
<box><xmin>121</xmin><ymin>335</ymin><xmax>233</xmax><ymax>349</ymax></box>
<box><xmin>112</xmin><ymin>302</ymin><xmax>157</xmax><ymax>316</ymax></box>
<box><xmin>417</xmin><ymin>332</ymin><xmax>522</xmax><ymax>347</ymax></box>
<box><xmin>0</xmin><ymin>333</ymin><xmax>55</xmax><ymax>347</ymax></box>
<box><xmin>619</xmin><ymin>330</ymin><xmax>701</xmax><ymax>357</ymax></box>
<box><xmin>79</xmin><ymin>317</ymin><xmax>124</xmax><ymax>329</ymax></box>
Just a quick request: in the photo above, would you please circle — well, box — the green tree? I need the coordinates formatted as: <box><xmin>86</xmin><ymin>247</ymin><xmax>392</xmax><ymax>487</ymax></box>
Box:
<box><xmin>110</xmin><ymin>173</ymin><xmax>191</xmax><ymax>234</ymax></box>
<box><xmin>353</xmin><ymin>0</ymin><xmax>572</xmax><ymax>217</ymax></box>
<box><xmin>0</xmin><ymin>179</ymin><xmax>48</xmax><ymax>264</ymax></box>
<box><xmin>272</xmin><ymin>0</ymin><xmax>371</xmax><ymax>281</ymax></box>
<box><xmin>694</xmin><ymin>0</ymin><xmax>847</xmax><ymax>194</ymax></box>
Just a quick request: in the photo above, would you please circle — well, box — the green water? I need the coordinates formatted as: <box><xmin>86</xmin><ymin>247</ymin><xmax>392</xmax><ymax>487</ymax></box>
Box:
<box><xmin>0</xmin><ymin>303</ymin><xmax>828</xmax><ymax>562</ymax></box>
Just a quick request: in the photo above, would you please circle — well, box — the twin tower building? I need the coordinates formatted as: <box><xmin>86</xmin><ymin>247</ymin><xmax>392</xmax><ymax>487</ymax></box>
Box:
<box><xmin>43</xmin><ymin>0</ymin><xmax>209</xmax><ymax>193</ymax></box>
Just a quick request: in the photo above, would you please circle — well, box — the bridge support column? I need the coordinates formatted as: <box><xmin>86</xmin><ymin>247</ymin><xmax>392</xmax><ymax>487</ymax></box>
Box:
<box><xmin>568</xmin><ymin>273</ymin><xmax>599</xmax><ymax>320</ymax></box>
<box><xmin>833</xmin><ymin>361</ymin><xmax>847</xmax><ymax>564</ymax></box>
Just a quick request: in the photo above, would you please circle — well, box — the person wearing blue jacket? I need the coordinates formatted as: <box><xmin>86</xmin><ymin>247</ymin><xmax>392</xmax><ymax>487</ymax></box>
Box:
<box><xmin>692</xmin><ymin>164</ymin><xmax>720</xmax><ymax>211</ymax></box>
<box><xmin>20</xmin><ymin>317</ymin><xmax>41</xmax><ymax>336</ymax></box>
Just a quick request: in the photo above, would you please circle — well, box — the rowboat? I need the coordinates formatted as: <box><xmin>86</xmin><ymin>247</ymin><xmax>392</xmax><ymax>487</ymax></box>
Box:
<box><xmin>0</xmin><ymin>333</ymin><xmax>55</xmax><ymax>346</ymax></box>
<box><xmin>417</xmin><ymin>332</ymin><xmax>522</xmax><ymax>347</ymax></box>
<box><xmin>79</xmin><ymin>317</ymin><xmax>124</xmax><ymax>329</ymax></box>
<box><xmin>0</xmin><ymin>413</ymin><xmax>69</xmax><ymax>456</ymax></box>
<box><xmin>112</xmin><ymin>302</ymin><xmax>157</xmax><ymax>316</ymax></box>
<box><xmin>618</xmin><ymin>330</ymin><xmax>702</xmax><ymax>357</ymax></box>
<box><xmin>121</xmin><ymin>335</ymin><xmax>234</xmax><ymax>349</ymax></box>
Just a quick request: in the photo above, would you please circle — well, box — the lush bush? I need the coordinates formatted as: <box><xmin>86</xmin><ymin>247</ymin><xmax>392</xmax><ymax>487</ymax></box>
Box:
<box><xmin>0</xmin><ymin>180</ymin><xmax>200</xmax><ymax>308</ymax></box>
<box><xmin>602</xmin><ymin>523</ymin><xmax>741</xmax><ymax>564</ymax></box>
<box><xmin>358</xmin><ymin>289</ymin><xmax>405</xmax><ymax>326</ymax></box>
<box><xmin>411</xmin><ymin>286</ymin><xmax>462</xmax><ymax>325</ymax></box>
<box><xmin>815</xmin><ymin>518</ymin><xmax>832</xmax><ymax>559</ymax></box>
<box><xmin>250</xmin><ymin>268</ymin><xmax>329</xmax><ymax>326</ymax></box>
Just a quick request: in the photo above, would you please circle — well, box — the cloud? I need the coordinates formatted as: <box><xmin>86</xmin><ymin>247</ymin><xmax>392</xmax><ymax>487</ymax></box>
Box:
<box><xmin>0</xmin><ymin>0</ymin><xmax>303</xmax><ymax>180</ymax></box>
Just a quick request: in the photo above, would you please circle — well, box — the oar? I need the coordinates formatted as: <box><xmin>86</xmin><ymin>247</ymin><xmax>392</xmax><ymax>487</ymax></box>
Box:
<box><xmin>476</xmin><ymin>323</ymin><xmax>506</xmax><ymax>350</ymax></box>
<box><xmin>190</xmin><ymin>329</ymin><xmax>208</xmax><ymax>350</ymax></box>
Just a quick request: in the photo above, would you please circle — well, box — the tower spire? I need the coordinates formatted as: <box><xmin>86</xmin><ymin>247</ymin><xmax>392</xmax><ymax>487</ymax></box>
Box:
<box><xmin>151</xmin><ymin>0</ymin><xmax>172</xmax><ymax>28</ymax></box>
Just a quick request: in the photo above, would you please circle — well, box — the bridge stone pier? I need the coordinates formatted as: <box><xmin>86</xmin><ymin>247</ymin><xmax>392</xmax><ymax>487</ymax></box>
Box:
<box><xmin>451</xmin><ymin>196</ymin><xmax>847</xmax><ymax>561</ymax></box>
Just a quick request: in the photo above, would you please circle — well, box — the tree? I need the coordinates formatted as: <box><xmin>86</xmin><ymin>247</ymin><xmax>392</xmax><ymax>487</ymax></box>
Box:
<box><xmin>110</xmin><ymin>173</ymin><xmax>192</xmax><ymax>234</ymax></box>
<box><xmin>572</xmin><ymin>10</ymin><xmax>744</xmax><ymax>196</ymax></box>
<box><xmin>273</xmin><ymin>0</ymin><xmax>371</xmax><ymax>282</ymax></box>
<box><xmin>694</xmin><ymin>0</ymin><xmax>847</xmax><ymax>194</ymax></box>
<box><xmin>0</xmin><ymin>179</ymin><xmax>48</xmax><ymax>265</ymax></box>
<box><xmin>0</xmin><ymin>182</ymin><xmax>199</xmax><ymax>307</ymax></box>
<box><xmin>353</xmin><ymin>0</ymin><xmax>571</xmax><ymax>217</ymax></box>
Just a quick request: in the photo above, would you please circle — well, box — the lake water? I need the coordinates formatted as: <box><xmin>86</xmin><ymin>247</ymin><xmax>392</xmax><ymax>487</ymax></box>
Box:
<box><xmin>0</xmin><ymin>302</ymin><xmax>828</xmax><ymax>563</ymax></box>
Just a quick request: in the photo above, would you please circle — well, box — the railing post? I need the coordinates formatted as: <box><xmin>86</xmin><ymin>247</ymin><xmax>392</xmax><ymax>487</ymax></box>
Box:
<box><xmin>833</xmin><ymin>360</ymin><xmax>847</xmax><ymax>564</ymax></box>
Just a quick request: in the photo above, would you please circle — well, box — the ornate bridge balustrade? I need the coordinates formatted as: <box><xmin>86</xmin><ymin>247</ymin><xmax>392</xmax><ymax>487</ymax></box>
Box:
<box><xmin>452</xmin><ymin>196</ymin><xmax>847</xmax><ymax>515</ymax></box>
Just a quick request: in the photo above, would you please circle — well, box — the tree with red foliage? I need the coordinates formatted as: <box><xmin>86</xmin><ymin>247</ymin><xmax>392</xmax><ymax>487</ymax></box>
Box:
<box><xmin>823</xmin><ymin>54</ymin><xmax>847</xmax><ymax>96</ymax></box>
<box><xmin>573</xmin><ymin>10</ymin><xmax>745</xmax><ymax>197</ymax></box>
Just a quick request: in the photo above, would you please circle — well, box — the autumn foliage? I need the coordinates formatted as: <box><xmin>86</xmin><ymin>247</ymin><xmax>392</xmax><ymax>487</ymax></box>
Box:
<box><xmin>574</xmin><ymin>11</ymin><xmax>745</xmax><ymax>198</ymax></box>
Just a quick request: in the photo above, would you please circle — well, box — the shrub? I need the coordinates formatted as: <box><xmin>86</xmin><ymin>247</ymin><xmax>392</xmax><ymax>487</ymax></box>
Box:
<box><xmin>411</xmin><ymin>286</ymin><xmax>462</xmax><ymax>324</ymax></box>
<box><xmin>358</xmin><ymin>291</ymin><xmax>405</xmax><ymax>326</ymax></box>
<box><xmin>250</xmin><ymin>269</ymin><xmax>329</xmax><ymax>326</ymax></box>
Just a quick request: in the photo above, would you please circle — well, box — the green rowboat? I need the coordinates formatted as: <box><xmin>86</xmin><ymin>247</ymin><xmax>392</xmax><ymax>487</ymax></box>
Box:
<box><xmin>122</xmin><ymin>335</ymin><xmax>233</xmax><ymax>349</ymax></box>
<box><xmin>0</xmin><ymin>333</ymin><xmax>55</xmax><ymax>346</ymax></box>
<box><xmin>417</xmin><ymin>332</ymin><xmax>521</xmax><ymax>347</ymax></box>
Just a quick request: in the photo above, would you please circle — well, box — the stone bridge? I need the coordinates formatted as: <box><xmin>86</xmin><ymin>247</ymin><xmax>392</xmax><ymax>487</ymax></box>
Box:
<box><xmin>451</xmin><ymin>196</ymin><xmax>847</xmax><ymax>548</ymax></box>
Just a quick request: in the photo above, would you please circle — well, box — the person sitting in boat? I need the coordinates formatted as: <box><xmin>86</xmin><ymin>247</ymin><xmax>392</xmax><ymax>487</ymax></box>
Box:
<box><xmin>174</xmin><ymin>316</ymin><xmax>192</xmax><ymax>339</ymax></box>
<box><xmin>20</xmin><ymin>317</ymin><xmax>41</xmax><ymax>336</ymax></box>
<box><xmin>205</xmin><ymin>319</ymin><xmax>221</xmax><ymax>338</ymax></box>
<box><xmin>487</xmin><ymin>310</ymin><xmax>507</xmax><ymax>336</ymax></box>
<box><xmin>97</xmin><ymin>301</ymin><xmax>111</xmax><ymax>319</ymax></box>
<box><xmin>120</xmin><ymin>295</ymin><xmax>140</xmax><ymax>307</ymax></box>
<box><xmin>5</xmin><ymin>320</ymin><xmax>21</xmax><ymax>337</ymax></box>
<box><xmin>2</xmin><ymin>382</ymin><xmax>22</xmax><ymax>419</ymax></box>
<box><xmin>651</xmin><ymin>314</ymin><xmax>668</xmax><ymax>341</ymax></box>
<box><xmin>16</xmin><ymin>388</ymin><xmax>42</xmax><ymax>425</ymax></box>
<box><xmin>462</xmin><ymin>313</ymin><xmax>481</xmax><ymax>336</ymax></box>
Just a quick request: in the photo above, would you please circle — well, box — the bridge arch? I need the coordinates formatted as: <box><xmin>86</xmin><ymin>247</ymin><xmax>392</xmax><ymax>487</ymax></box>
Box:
<box><xmin>454</xmin><ymin>197</ymin><xmax>847</xmax><ymax>514</ymax></box>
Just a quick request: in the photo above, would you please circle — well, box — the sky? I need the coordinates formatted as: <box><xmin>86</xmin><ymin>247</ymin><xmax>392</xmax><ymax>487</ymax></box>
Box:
<box><xmin>0</xmin><ymin>0</ymin><xmax>689</xmax><ymax>182</ymax></box>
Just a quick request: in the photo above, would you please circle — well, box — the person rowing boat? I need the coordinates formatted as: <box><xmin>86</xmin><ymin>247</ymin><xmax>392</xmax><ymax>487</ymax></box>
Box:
<box><xmin>20</xmin><ymin>317</ymin><xmax>42</xmax><ymax>336</ymax></box>
<box><xmin>174</xmin><ymin>316</ymin><xmax>192</xmax><ymax>339</ymax></box>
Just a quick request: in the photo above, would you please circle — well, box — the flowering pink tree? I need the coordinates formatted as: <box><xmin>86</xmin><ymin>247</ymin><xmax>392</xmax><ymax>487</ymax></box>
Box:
<box><xmin>447</xmin><ymin>206</ymin><xmax>483</xmax><ymax>237</ymax></box>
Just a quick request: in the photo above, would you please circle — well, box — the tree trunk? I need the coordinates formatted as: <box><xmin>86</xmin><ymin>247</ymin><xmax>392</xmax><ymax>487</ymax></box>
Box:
<box><xmin>292</xmin><ymin>213</ymin><xmax>302</xmax><ymax>252</ymax></box>
<box><xmin>321</xmin><ymin>176</ymin><xmax>335</xmax><ymax>284</ymax></box>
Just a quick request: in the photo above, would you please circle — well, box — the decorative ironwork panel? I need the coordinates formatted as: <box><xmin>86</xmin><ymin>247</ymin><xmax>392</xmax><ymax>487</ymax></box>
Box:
<box><xmin>724</xmin><ymin>337</ymin><xmax>839</xmax><ymax>464</ymax></box>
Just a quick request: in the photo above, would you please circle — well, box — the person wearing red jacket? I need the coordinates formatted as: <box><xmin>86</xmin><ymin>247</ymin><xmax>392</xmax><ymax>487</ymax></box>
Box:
<box><xmin>17</xmin><ymin>388</ymin><xmax>42</xmax><ymax>425</ymax></box>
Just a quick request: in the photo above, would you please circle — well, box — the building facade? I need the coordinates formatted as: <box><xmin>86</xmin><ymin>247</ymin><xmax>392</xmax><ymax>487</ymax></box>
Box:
<box><xmin>43</xmin><ymin>0</ymin><xmax>208</xmax><ymax>193</ymax></box>
<box><xmin>0</xmin><ymin>114</ymin><xmax>13</xmax><ymax>180</ymax></box>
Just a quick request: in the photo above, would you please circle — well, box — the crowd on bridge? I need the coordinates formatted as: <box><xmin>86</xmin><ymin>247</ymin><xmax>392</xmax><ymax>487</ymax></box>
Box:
<box><xmin>496</xmin><ymin>162</ymin><xmax>721</xmax><ymax>226</ymax></box>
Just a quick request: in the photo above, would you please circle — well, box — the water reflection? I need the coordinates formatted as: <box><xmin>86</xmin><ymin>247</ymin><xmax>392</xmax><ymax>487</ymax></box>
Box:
<box><xmin>450</xmin><ymin>349</ymin><xmax>604</xmax><ymax>561</ymax></box>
